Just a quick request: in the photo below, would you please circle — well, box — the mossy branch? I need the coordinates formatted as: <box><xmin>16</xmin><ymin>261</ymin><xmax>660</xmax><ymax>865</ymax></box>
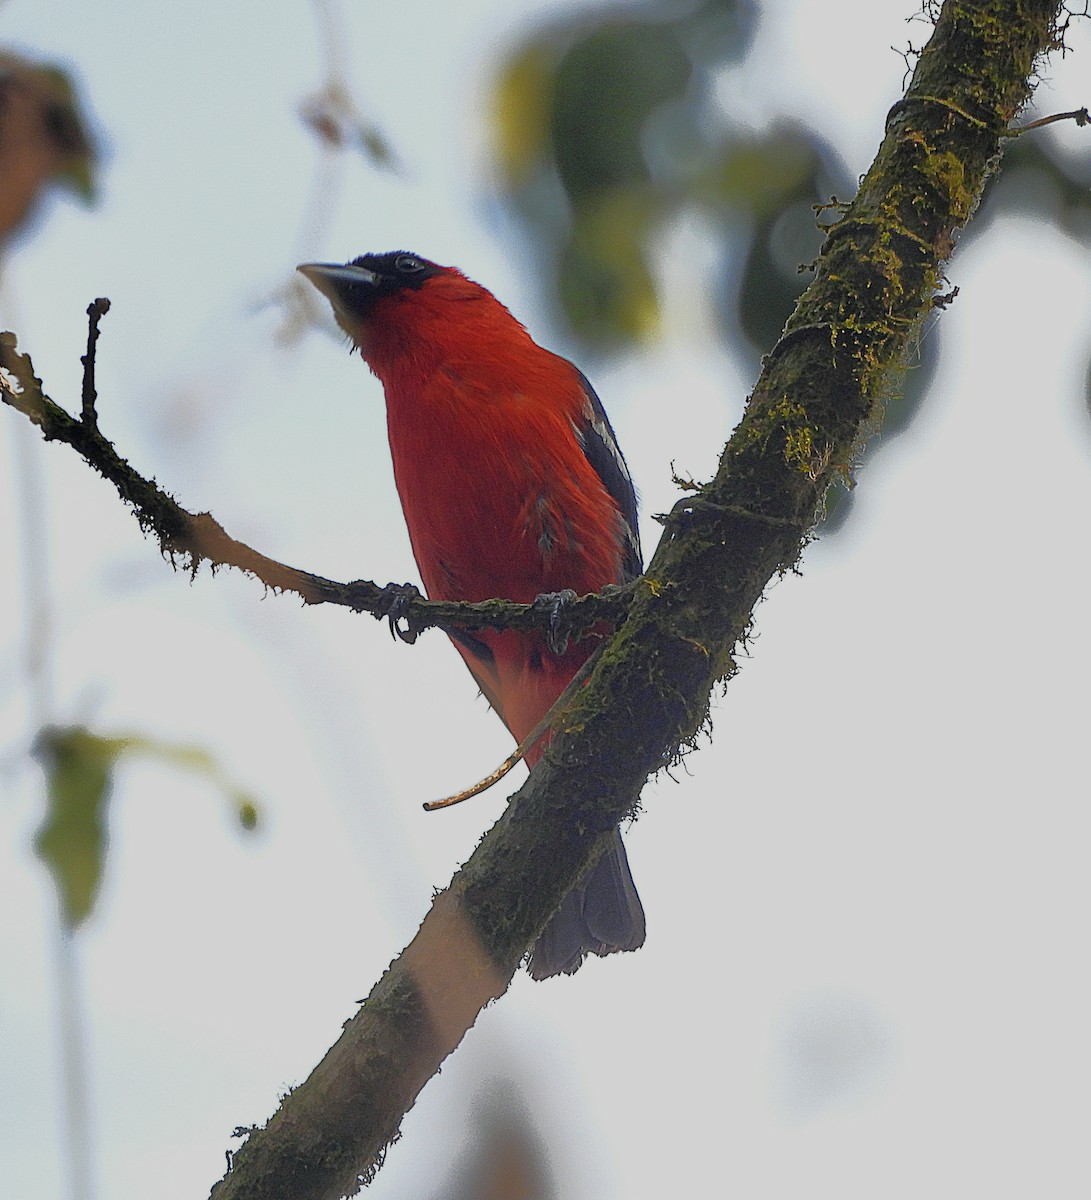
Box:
<box><xmin>199</xmin><ymin>3</ymin><xmax>1074</xmax><ymax>1198</ymax></box>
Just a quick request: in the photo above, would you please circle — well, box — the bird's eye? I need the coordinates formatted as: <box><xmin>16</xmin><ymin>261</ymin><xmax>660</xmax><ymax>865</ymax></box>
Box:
<box><xmin>395</xmin><ymin>255</ymin><xmax>424</xmax><ymax>274</ymax></box>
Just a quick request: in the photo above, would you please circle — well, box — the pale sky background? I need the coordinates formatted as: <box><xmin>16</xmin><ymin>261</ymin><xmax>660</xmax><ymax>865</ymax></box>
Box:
<box><xmin>2</xmin><ymin>3</ymin><xmax>1091</xmax><ymax>1199</ymax></box>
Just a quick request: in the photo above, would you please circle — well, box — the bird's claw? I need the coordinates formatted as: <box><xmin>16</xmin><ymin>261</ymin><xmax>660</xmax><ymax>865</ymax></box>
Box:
<box><xmin>377</xmin><ymin>581</ymin><xmax>423</xmax><ymax>643</ymax></box>
<box><xmin>532</xmin><ymin>588</ymin><xmax>578</xmax><ymax>656</ymax></box>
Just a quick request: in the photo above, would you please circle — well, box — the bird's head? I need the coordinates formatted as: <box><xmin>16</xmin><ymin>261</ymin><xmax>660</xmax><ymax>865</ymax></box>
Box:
<box><xmin>299</xmin><ymin>250</ymin><xmax>543</xmax><ymax>403</ymax></box>
<box><xmin>299</xmin><ymin>251</ymin><xmax>514</xmax><ymax>364</ymax></box>
<box><xmin>297</xmin><ymin>252</ymin><xmax>440</xmax><ymax>335</ymax></box>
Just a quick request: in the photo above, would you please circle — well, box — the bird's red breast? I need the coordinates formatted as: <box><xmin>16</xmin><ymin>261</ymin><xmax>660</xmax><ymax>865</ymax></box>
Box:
<box><xmin>369</xmin><ymin>271</ymin><xmax>628</xmax><ymax>607</ymax></box>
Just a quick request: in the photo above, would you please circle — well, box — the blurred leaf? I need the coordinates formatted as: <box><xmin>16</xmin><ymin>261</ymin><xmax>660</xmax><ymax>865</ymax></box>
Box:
<box><xmin>551</xmin><ymin>21</ymin><xmax>692</xmax><ymax>201</ymax></box>
<box><xmin>0</xmin><ymin>52</ymin><xmax>97</xmax><ymax>242</ymax></box>
<box><xmin>491</xmin><ymin>14</ymin><xmax>708</xmax><ymax>347</ymax></box>
<box><xmin>703</xmin><ymin>122</ymin><xmax>852</xmax><ymax>226</ymax></box>
<box><xmin>34</xmin><ymin>727</ymin><xmax>120</xmax><ymax>931</ymax></box>
<box><xmin>560</xmin><ymin>188</ymin><xmax>661</xmax><ymax>345</ymax></box>
<box><xmin>733</xmin><ymin>204</ymin><xmax>826</xmax><ymax>350</ymax></box>
<box><xmin>702</xmin><ymin>132</ymin><xmax>818</xmax><ymax>217</ymax></box>
<box><xmin>490</xmin><ymin>43</ymin><xmax>555</xmax><ymax>189</ymax></box>
<box><xmin>487</xmin><ymin>3</ymin><xmax>758</xmax><ymax>355</ymax></box>
<box><xmin>673</xmin><ymin>0</ymin><xmax>758</xmax><ymax>66</ymax></box>
<box><xmin>33</xmin><ymin>725</ymin><xmax>259</xmax><ymax>932</ymax></box>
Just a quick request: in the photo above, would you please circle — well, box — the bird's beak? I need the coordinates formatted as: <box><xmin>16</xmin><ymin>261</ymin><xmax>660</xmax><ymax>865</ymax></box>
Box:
<box><xmin>297</xmin><ymin>262</ymin><xmax>381</xmax><ymax>331</ymax></box>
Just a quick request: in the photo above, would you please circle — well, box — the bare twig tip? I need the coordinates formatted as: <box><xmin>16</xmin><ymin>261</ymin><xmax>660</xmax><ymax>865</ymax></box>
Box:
<box><xmin>81</xmin><ymin>295</ymin><xmax>111</xmax><ymax>428</ymax></box>
<box><xmin>1005</xmin><ymin>106</ymin><xmax>1090</xmax><ymax>136</ymax></box>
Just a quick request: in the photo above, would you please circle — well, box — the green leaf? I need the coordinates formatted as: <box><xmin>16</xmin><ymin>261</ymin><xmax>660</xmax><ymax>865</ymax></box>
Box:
<box><xmin>489</xmin><ymin>42</ymin><xmax>556</xmax><ymax>189</ymax></box>
<box><xmin>551</xmin><ymin>21</ymin><xmax>692</xmax><ymax>201</ymax></box>
<box><xmin>701</xmin><ymin>125</ymin><xmax>825</xmax><ymax>219</ymax></box>
<box><xmin>560</xmin><ymin>189</ymin><xmax>661</xmax><ymax>346</ymax></box>
<box><xmin>34</xmin><ymin>726</ymin><xmax>125</xmax><ymax>931</ymax></box>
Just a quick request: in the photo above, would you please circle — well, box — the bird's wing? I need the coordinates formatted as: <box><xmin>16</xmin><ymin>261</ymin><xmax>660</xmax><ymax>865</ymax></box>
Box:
<box><xmin>572</xmin><ymin>369</ymin><xmax>642</xmax><ymax>582</ymax></box>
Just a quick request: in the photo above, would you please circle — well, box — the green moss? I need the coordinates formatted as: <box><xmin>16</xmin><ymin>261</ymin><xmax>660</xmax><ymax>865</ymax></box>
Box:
<box><xmin>731</xmin><ymin>393</ymin><xmax>826</xmax><ymax>476</ymax></box>
<box><xmin>782</xmin><ymin>417</ymin><xmax>816</xmax><ymax>473</ymax></box>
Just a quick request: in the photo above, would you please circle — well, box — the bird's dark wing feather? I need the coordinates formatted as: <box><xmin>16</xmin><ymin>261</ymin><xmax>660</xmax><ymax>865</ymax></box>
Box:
<box><xmin>573</xmin><ymin>369</ymin><xmax>642</xmax><ymax>582</ymax></box>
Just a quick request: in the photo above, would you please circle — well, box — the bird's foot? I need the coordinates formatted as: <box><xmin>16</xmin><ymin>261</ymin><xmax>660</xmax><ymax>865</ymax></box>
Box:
<box><xmin>377</xmin><ymin>581</ymin><xmax>423</xmax><ymax>643</ymax></box>
<box><xmin>532</xmin><ymin>588</ymin><xmax>578</xmax><ymax>656</ymax></box>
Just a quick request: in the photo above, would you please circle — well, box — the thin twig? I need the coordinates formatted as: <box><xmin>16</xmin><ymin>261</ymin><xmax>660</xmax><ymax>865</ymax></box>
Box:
<box><xmin>79</xmin><ymin>297</ymin><xmax>109</xmax><ymax>430</ymax></box>
<box><xmin>1</xmin><ymin>323</ymin><xmax>637</xmax><ymax>642</ymax></box>
<box><xmin>424</xmin><ymin>647</ymin><xmax>604</xmax><ymax>811</ymax></box>
<box><xmin>1003</xmin><ymin>105</ymin><xmax>1089</xmax><ymax>134</ymax></box>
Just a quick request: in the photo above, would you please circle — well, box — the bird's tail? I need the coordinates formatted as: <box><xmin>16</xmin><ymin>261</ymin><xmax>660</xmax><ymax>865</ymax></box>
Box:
<box><xmin>527</xmin><ymin>829</ymin><xmax>645</xmax><ymax>980</ymax></box>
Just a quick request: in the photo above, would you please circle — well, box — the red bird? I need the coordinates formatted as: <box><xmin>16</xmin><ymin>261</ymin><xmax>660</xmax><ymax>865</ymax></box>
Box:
<box><xmin>299</xmin><ymin>251</ymin><xmax>645</xmax><ymax>979</ymax></box>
